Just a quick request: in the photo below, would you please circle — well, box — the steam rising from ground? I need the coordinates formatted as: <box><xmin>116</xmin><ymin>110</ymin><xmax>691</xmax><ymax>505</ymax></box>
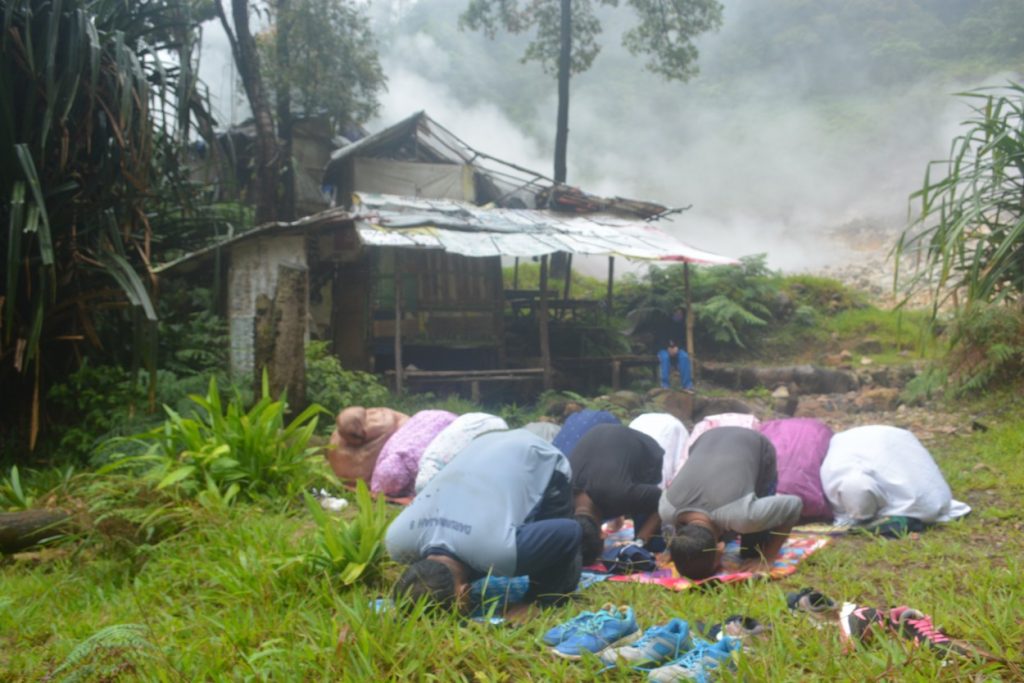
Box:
<box><xmin>199</xmin><ymin>1</ymin><xmax>1010</xmax><ymax>273</ymax></box>
<box><xmin>374</xmin><ymin>2</ymin><xmax>988</xmax><ymax>272</ymax></box>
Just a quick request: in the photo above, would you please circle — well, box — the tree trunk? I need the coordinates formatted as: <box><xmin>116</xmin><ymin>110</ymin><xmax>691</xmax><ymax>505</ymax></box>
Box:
<box><xmin>0</xmin><ymin>510</ymin><xmax>71</xmax><ymax>554</ymax></box>
<box><xmin>275</xmin><ymin>0</ymin><xmax>296</xmax><ymax>221</ymax></box>
<box><xmin>553</xmin><ymin>0</ymin><xmax>571</xmax><ymax>184</ymax></box>
<box><xmin>219</xmin><ymin>0</ymin><xmax>279</xmax><ymax>224</ymax></box>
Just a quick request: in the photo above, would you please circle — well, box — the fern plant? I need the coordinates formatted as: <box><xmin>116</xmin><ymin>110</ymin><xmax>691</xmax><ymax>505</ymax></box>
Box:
<box><xmin>43</xmin><ymin>623</ymin><xmax>161</xmax><ymax>682</ymax></box>
<box><xmin>304</xmin><ymin>480</ymin><xmax>391</xmax><ymax>586</ymax></box>
<box><xmin>696</xmin><ymin>294</ymin><xmax>769</xmax><ymax>348</ymax></box>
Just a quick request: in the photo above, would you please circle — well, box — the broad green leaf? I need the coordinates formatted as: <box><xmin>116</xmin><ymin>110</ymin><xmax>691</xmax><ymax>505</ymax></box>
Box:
<box><xmin>156</xmin><ymin>465</ymin><xmax>196</xmax><ymax>490</ymax></box>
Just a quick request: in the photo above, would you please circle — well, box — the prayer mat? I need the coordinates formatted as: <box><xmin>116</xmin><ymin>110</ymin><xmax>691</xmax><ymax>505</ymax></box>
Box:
<box><xmin>791</xmin><ymin>516</ymin><xmax>929</xmax><ymax>538</ymax></box>
<box><xmin>606</xmin><ymin>534</ymin><xmax>830</xmax><ymax>591</ymax></box>
<box><xmin>596</xmin><ymin>519</ymin><xmax>830</xmax><ymax>591</ymax></box>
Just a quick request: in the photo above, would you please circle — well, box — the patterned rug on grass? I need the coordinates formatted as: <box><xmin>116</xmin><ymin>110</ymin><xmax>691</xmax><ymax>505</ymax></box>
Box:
<box><xmin>604</xmin><ymin>535</ymin><xmax>830</xmax><ymax>591</ymax></box>
<box><xmin>469</xmin><ymin>521</ymin><xmax>829</xmax><ymax>608</ymax></box>
<box><xmin>597</xmin><ymin>520</ymin><xmax>830</xmax><ymax>592</ymax></box>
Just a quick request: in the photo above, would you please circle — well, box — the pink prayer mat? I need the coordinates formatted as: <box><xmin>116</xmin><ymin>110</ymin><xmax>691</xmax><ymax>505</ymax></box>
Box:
<box><xmin>597</xmin><ymin>520</ymin><xmax>830</xmax><ymax>591</ymax></box>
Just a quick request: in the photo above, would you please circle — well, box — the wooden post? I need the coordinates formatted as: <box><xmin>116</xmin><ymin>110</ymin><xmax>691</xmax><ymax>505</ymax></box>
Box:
<box><xmin>512</xmin><ymin>257</ymin><xmax>519</xmax><ymax>289</ymax></box>
<box><xmin>492</xmin><ymin>256</ymin><xmax>507</xmax><ymax>368</ymax></box>
<box><xmin>471</xmin><ymin>380</ymin><xmax>481</xmax><ymax>403</ymax></box>
<box><xmin>684</xmin><ymin>261</ymin><xmax>696</xmax><ymax>381</ymax></box>
<box><xmin>394</xmin><ymin>252</ymin><xmax>404</xmax><ymax>395</ymax></box>
<box><xmin>538</xmin><ymin>255</ymin><xmax>553</xmax><ymax>390</ymax></box>
<box><xmin>562</xmin><ymin>254</ymin><xmax>573</xmax><ymax>300</ymax></box>
<box><xmin>606</xmin><ymin>256</ymin><xmax>615</xmax><ymax>320</ymax></box>
<box><xmin>611</xmin><ymin>359</ymin><xmax>622</xmax><ymax>391</ymax></box>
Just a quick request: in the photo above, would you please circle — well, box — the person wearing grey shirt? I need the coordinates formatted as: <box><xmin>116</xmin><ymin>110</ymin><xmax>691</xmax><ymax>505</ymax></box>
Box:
<box><xmin>387</xmin><ymin>429</ymin><xmax>581</xmax><ymax>613</ymax></box>
<box><xmin>659</xmin><ymin>426</ymin><xmax>802</xmax><ymax>580</ymax></box>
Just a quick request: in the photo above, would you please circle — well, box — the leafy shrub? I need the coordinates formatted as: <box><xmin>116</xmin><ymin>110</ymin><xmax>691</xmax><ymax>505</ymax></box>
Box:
<box><xmin>304</xmin><ymin>480</ymin><xmax>391</xmax><ymax>585</ymax></box>
<box><xmin>306</xmin><ymin>341</ymin><xmax>390</xmax><ymax>414</ymax></box>
<box><xmin>946</xmin><ymin>304</ymin><xmax>1024</xmax><ymax>394</ymax></box>
<box><xmin>46</xmin><ymin>363</ymin><xmax>146</xmax><ymax>462</ymax></box>
<box><xmin>110</xmin><ymin>372</ymin><xmax>325</xmax><ymax>503</ymax></box>
<box><xmin>783</xmin><ymin>274</ymin><xmax>865</xmax><ymax>312</ymax></box>
<box><xmin>156</xmin><ymin>284</ymin><xmax>229</xmax><ymax>376</ymax></box>
<box><xmin>792</xmin><ymin>304</ymin><xmax>819</xmax><ymax>327</ymax></box>
<box><xmin>0</xmin><ymin>465</ymin><xmax>75</xmax><ymax>511</ymax></box>
<box><xmin>0</xmin><ymin>466</ymin><xmax>34</xmax><ymax>510</ymax></box>
<box><xmin>901</xmin><ymin>365</ymin><xmax>950</xmax><ymax>405</ymax></box>
<box><xmin>616</xmin><ymin>255</ymin><xmax>780</xmax><ymax>355</ymax></box>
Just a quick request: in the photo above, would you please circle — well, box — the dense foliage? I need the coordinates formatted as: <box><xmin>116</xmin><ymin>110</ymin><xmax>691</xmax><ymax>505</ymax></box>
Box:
<box><xmin>615</xmin><ymin>256</ymin><xmax>835</xmax><ymax>356</ymax></box>
<box><xmin>306</xmin><ymin>341</ymin><xmax>390</xmax><ymax>417</ymax></box>
<box><xmin>0</xmin><ymin>0</ymin><xmax>223</xmax><ymax>447</ymax></box>
<box><xmin>258</xmin><ymin>0</ymin><xmax>386</xmax><ymax>133</ymax></box>
<box><xmin>714</xmin><ymin>0</ymin><xmax>1024</xmax><ymax>88</ymax></box>
<box><xmin>898</xmin><ymin>82</ymin><xmax>1024</xmax><ymax>310</ymax></box>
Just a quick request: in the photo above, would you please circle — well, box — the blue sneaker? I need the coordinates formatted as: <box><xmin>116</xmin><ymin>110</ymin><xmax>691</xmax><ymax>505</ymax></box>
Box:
<box><xmin>552</xmin><ymin>605</ymin><xmax>640</xmax><ymax>659</ymax></box>
<box><xmin>647</xmin><ymin>636</ymin><xmax>741</xmax><ymax>682</ymax></box>
<box><xmin>541</xmin><ymin>603</ymin><xmax>615</xmax><ymax>646</ymax></box>
<box><xmin>600</xmin><ymin>618</ymin><xmax>692</xmax><ymax>667</ymax></box>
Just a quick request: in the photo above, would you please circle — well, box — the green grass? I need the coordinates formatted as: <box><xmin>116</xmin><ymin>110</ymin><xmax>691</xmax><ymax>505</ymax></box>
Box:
<box><xmin>759</xmin><ymin>303</ymin><xmax>940</xmax><ymax>366</ymax></box>
<box><xmin>3</xmin><ymin>398</ymin><xmax>1024</xmax><ymax>680</ymax></box>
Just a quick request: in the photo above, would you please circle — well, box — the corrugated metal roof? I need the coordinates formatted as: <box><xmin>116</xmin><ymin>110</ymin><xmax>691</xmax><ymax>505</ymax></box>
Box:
<box><xmin>354</xmin><ymin>194</ymin><xmax>738</xmax><ymax>264</ymax></box>
<box><xmin>153</xmin><ymin>194</ymin><xmax>738</xmax><ymax>274</ymax></box>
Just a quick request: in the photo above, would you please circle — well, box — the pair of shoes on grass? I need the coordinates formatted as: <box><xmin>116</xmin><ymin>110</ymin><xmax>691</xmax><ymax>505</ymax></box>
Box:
<box><xmin>843</xmin><ymin>603</ymin><xmax>999</xmax><ymax>661</ymax></box>
<box><xmin>544</xmin><ymin>603</ymin><xmax>640</xmax><ymax>658</ymax></box>
<box><xmin>603</xmin><ymin>620</ymin><xmax>741</xmax><ymax>683</ymax></box>
<box><xmin>544</xmin><ymin>607</ymin><xmax>742</xmax><ymax>681</ymax></box>
<box><xmin>788</xmin><ymin>587</ymin><xmax>1000</xmax><ymax>662</ymax></box>
<box><xmin>601</xmin><ymin>623</ymin><xmax>740</xmax><ymax>682</ymax></box>
<box><xmin>788</xmin><ymin>586</ymin><xmax>900</xmax><ymax>647</ymax></box>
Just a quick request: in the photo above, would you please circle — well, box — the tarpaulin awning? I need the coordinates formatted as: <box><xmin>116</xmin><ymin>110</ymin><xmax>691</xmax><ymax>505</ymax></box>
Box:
<box><xmin>353</xmin><ymin>193</ymin><xmax>738</xmax><ymax>265</ymax></box>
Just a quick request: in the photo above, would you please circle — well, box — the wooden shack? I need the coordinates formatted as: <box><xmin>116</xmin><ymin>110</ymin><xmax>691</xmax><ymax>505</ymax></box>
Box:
<box><xmin>156</xmin><ymin>112</ymin><xmax>737</xmax><ymax>402</ymax></box>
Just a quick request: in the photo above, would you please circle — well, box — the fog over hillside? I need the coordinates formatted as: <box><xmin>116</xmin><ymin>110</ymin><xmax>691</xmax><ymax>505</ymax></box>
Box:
<box><xmin>200</xmin><ymin>0</ymin><xmax>1023</xmax><ymax>271</ymax></box>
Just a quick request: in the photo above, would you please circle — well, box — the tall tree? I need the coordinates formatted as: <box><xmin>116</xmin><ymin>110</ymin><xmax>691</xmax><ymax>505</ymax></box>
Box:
<box><xmin>460</xmin><ymin>0</ymin><xmax>723</xmax><ymax>183</ymax></box>
<box><xmin>216</xmin><ymin>0</ymin><xmax>280</xmax><ymax>224</ymax></box>
<box><xmin>257</xmin><ymin>0</ymin><xmax>386</xmax><ymax>219</ymax></box>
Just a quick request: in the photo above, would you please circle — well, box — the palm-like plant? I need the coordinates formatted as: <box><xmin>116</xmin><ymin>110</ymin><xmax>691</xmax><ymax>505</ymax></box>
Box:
<box><xmin>897</xmin><ymin>83</ymin><xmax>1024</xmax><ymax>313</ymax></box>
<box><xmin>0</xmin><ymin>0</ymin><xmax>216</xmax><ymax>448</ymax></box>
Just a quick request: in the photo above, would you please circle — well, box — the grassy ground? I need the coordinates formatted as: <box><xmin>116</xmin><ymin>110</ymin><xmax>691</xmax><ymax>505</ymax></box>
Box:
<box><xmin>3</xmin><ymin>392</ymin><xmax>1023</xmax><ymax>681</ymax></box>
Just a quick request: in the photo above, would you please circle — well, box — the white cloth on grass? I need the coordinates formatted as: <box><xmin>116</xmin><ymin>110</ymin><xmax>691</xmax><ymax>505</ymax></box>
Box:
<box><xmin>821</xmin><ymin>425</ymin><xmax>971</xmax><ymax>525</ymax></box>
